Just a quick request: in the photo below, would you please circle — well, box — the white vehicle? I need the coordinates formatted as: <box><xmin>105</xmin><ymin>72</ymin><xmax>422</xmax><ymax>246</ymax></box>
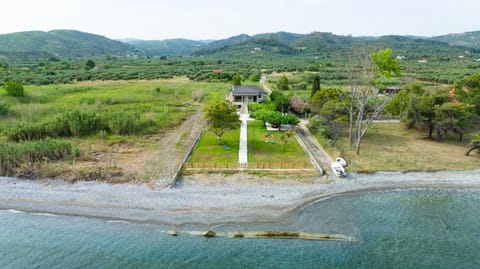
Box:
<box><xmin>330</xmin><ymin>162</ymin><xmax>347</xmax><ymax>177</ymax></box>
<box><xmin>335</xmin><ymin>157</ymin><xmax>347</xmax><ymax>167</ymax></box>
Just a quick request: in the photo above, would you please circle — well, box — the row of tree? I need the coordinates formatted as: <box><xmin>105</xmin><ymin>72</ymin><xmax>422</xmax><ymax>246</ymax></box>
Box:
<box><xmin>385</xmin><ymin>83</ymin><xmax>474</xmax><ymax>142</ymax></box>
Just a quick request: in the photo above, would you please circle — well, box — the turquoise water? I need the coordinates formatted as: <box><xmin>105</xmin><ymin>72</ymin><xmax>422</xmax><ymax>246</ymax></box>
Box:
<box><xmin>1</xmin><ymin>189</ymin><xmax>480</xmax><ymax>268</ymax></box>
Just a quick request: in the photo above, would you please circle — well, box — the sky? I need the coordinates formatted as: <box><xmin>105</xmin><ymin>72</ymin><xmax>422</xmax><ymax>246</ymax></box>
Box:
<box><xmin>1</xmin><ymin>0</ymin><xmax>479</xmax><ymax>40</ymax></box>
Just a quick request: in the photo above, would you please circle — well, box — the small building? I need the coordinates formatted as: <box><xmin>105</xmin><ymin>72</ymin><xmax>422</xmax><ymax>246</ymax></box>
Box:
<box><xmin>227</xmin><ymin>85</ymin><xmax>265</xmax><ymax>108</ymax></box>
<box><xmin>385</xmin><ymin>87</ymin><xmax>401</xmax><ymax>95</ymax></box>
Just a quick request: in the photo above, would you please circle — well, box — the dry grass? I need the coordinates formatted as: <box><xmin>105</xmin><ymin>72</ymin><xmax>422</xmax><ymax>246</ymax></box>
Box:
<box><xmin>325</xmin><ymin>123</ymin><xmax>480</xmax><ymax>172</ymax></box>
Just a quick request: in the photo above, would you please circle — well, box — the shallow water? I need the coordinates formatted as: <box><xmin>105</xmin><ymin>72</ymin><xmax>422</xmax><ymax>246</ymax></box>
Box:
<box><xmin>1</xmin><ymin>189</ymin><xmax>480</xmax><ymax>268</ymax></box>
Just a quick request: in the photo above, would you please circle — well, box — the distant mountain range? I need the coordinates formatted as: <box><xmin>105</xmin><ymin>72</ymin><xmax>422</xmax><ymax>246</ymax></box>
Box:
<box><xmin>120</xmin><ymin>38</ymin><xmax>209</xmax><ymax>56</ymax></box>
<box><xmin>0</xmin><ymin>30</ymin><xmax>137</xmax><ymax>61</ymax></box>
<box><xmin>1</xmin><ymin>29</ymin><xmax>480</xmax><ymax>62</ymax></box>
<box><xmin>432</xmin><ymin>31</ymin><xmax>480</xmax><ymax>48</ymax></box>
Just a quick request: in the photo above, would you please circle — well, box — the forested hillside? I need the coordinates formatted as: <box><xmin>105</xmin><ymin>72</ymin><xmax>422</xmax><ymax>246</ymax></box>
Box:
<box><xmin>123</xmin><ymin>38</ymin><xmax>208</xmax><ymax>56</ymax></box>
<box><xmin>432</xmin><ymin>31</ymin><xmax>480</xmax><ymax>48</ymax></box>
<box><xmin>0</xmin><ymin>30</ymin><xmax>136</xmax><ymax>61</ymax></box>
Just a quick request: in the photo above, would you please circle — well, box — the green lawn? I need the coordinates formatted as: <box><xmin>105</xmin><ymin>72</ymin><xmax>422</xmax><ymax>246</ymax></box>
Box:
<box><xmin>247</xmin><ymin>120</ymin><xmax>311</xmax><ymax>164</ymax></box>
<box><xmin>188</xmin><ymin>129</ymin><xmax>240</xmax><ymax>163</ymax></box>
<box><xmin>188</xmin><ymin>120</ymin><xmax>312</xmax><ymax>167</ymax></box>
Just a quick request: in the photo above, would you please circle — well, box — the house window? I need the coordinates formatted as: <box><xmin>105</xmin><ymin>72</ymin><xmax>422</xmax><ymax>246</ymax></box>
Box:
<box><xmin>234</xmin><ymin>96</ymin><xmax>242</xmax><ymax>102</ymax></box>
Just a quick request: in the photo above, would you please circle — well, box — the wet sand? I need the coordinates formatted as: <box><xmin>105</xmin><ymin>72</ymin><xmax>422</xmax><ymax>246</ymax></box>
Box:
<box><xmin>0</xmin><ymin>170</ymin><xmax>479</xmax><ymax>228</ymax></box>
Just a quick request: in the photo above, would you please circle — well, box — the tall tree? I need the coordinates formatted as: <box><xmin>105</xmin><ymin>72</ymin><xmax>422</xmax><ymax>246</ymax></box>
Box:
<box><xmin>311</xmin><ymin>74</ymin><xmax>321</xmax><ymax>97</ymax></box>
<box><xmin>270</xmin><ymin>90</ymin><xmax>289</xmax><ymax>113</ymax></box>
<box><xmin>405</xmin><ymin>91</ymin><xmax>451</xmax><ymax>139</ymax></box>
<box><xmin>455</xmin><ymin>73</ymin><xmax>480</xmax><ymax>115</ymax></box>
<box><xmin>385</xmin><ymin>82</ymin><xmax>425</xmax><ymax>117</ymax></box>
<box><xmin>433</xmin><ymin>102</ymin><xmax>473</xmax><ymax>142</ymax></box>
<box><xmin>232</xmin><ymin>74</ymin><xmax>242</xmax><ymax>86</ymax></box>
<box><xmin>84</xmin><ymin>59</ymin><xmax>95</xmax><ymax>70</ymax></box>
<box><xmin>346</xmin><ymin>48</ymin><xmax>401</xmax><ymax>154</ymax></box>
<box><xmin>203</xmin><ymin>101</ymin><xmax>239</xmax><ymax>144</ymax></box>
<box><xmin>276</xmin><ymin>75</ymin><xmax>290</xmax><ymax>91</ymax></box>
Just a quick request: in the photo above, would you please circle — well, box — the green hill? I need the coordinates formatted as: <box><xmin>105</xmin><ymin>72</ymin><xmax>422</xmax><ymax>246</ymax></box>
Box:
<box><xmin>123</xmin><ymin>38</ymin><xmax>208</xmax><ymax>56</ymax></box>
<box><xmin>0</xmin><ymin>30</ymin><xmax>136</xmax><ymax>61</ymax></box>
<box><xmin>192</xmin><ymin>34</ymin><xmax>251</xmax><ymax>55</ymax></box>
<box><xmin>432</xmin><ymin>31</ymin><xmax>480</xmax><ymax>48</ymax></box>
<box><xmin>191</xmin><ymin>31</ymin><xmax>476</xmax><ymax>62</ymax></box>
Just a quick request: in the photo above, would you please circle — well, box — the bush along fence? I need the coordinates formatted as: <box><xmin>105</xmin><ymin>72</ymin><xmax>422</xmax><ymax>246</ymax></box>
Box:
<box><xmin>183</xmin><ymin>162</ymin><xmax>316</xmax><ymax>171</ymax></box>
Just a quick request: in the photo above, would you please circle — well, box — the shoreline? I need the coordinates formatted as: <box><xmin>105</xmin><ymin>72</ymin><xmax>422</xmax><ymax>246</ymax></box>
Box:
<box><xmin>1</xmin><ymin>169</ymin><xmax>479</xmax><ymax>228</ymax></box>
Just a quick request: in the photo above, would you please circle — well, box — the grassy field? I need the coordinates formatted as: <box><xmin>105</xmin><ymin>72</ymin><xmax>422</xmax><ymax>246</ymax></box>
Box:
<box><xmin>0</xmin><ymin>78</ymin><xmax>230</xmax><ymax>180</ymax></box>
<box><xmin>317</xmin><ymin>123</ymin><xmax>480</xmax><ymax>172</ymax></box>
<box><xmin>0</xmin><ymin>78</ymin><xmax>227</xmax><ymax>134</ymax></box>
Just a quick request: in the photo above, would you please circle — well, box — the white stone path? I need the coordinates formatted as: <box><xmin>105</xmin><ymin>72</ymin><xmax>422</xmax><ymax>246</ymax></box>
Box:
<box><xmin>238</xmin><ymin>113</ymin><xmax>249</xmax><ymax>168</ymax></box>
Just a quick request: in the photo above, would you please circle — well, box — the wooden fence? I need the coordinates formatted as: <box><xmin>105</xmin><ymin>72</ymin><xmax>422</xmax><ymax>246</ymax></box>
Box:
<box><xmin>183</xmin><ymin>162</ymin><xmax>315</xmax><ymax>170</ymax></box>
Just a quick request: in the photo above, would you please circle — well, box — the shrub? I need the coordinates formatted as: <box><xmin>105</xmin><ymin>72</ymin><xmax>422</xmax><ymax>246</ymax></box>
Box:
<box><xmin>60</xmin><ymin>110</ymin><xmax>100</xmax><ymax>137</ymax></box>
<box><xmin>308</xmin><ymin>115</ymin><xmax>325</xmax><ymax>132</ymax></box>
<box><xmin>0</xmin><ymin>102</ymin><xmax>12</xmax><ymax>117</ymax></box>
<box><xmin>0</xmin><ymin>143</ymin><xmax>19</xmax><ymax>176</ymax></box>
<box><xmin>0</xmin><ymin>138</ymin><xmax>74</xmax><ymax>176</ymax></box>
<box><xmin>100</xmin><ymin>111</ymin><xmax>141</xmax><ymax>135</ymax></box>
<box><xmin>20</xmin><ymin>138</ymin><xmax>74</xmax><ymax>162</ymax></box>
<box><xmin>3</xmin><ymin>81</ymin><xmax>25</xmax><ymax>97</ymax></box>
<box><xmin>7</xmin><ymin>122</ymin><xmax>48</xmax><ymax>141</ymax></box>
<box><xmin>7</xmin><ymin>110</ymin><xmax>99</xmax><ymax>141</ymax></box>
<box><xmin>282</xmin><ymin>114</ymin><xmax>299</xmax><ymax>125</ymax></box>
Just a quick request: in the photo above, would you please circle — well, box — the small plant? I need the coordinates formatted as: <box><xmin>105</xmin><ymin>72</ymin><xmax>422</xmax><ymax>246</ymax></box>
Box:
<box><xmin>98</xmin><ymin>130</ymin><xmax>108</xmax><ymax>139</ymax></box>
<box><xmin>0</xmin><ymin>102</ymin><xmax>12</xmax><ymax>117</ymax></box>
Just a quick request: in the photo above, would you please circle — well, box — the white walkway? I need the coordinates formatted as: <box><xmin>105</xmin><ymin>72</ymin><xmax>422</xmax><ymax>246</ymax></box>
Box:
<box><xmin>238</xmin><ymin>113</ymin><xmax>249</xmax><ymax>169</ymax></box>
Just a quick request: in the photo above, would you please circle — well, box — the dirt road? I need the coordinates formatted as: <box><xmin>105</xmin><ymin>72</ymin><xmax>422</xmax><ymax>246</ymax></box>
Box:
<box><xmin>296</xmin><ymin>119</ymin><xmax>334</xmax><ymax>174</ymax></box>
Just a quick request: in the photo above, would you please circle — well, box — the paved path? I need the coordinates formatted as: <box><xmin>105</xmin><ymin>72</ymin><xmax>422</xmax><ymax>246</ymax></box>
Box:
<box><xmin>296</xmin><ymin>119</ymin><xmax>334</xmax><ymax>174</ymax></box>
<box><xmin>238</xmin><ymin>113</ymin><xmax>249</xmax><ymax>168</ymax></box>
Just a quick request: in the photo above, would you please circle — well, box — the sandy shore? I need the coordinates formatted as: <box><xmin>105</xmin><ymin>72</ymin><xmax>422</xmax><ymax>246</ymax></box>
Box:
<box><xmin>1</xmin><ymin>170</ymin><xmax>479</xmax><ymax>228</ymax></box>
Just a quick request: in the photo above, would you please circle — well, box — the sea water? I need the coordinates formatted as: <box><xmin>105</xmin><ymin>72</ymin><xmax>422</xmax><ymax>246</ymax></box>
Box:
<box><xmin>1</xmin><ymin>189</ymin><xmax>480</xmax><ymax>268</ymax></box>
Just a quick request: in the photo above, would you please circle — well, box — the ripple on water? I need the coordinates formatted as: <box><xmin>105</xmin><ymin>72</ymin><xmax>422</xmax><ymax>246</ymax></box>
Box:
<box><xmin>1</xmin><ymin>189</ymin><xmax>480</xmax><ymax>268</ymax></box>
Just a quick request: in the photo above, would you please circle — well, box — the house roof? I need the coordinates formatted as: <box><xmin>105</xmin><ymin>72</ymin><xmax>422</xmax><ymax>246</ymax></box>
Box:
<box><xmin>232</xmin><ymin>85</ymin><xmax>264</xmax><ymax>96</ymax></box>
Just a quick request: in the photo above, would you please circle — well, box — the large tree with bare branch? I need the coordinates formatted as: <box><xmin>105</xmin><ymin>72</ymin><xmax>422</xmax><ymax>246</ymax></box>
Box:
<box><xmin>346</xmin><ymin>48</ymin><xmax>401</xmax><ymax>154</ymax></box>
